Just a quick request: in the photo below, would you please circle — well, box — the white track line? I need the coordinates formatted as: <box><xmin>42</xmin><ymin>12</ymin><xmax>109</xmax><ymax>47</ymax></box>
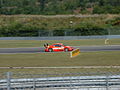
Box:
<box><xmin>0</xmin><ymin>66</ymin><xmax>120</xmax><ymax>69</ymax></box>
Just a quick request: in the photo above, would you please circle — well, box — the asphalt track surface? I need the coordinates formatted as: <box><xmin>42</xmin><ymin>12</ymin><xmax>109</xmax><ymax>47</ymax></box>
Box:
<box><xmin>0</xmin><ymin>45</ymin><xmax>120</xmax><ymax>54</ymax></box>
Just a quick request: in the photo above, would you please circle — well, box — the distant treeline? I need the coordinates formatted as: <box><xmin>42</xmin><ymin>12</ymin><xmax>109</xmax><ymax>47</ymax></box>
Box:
<box><xmin>0</xmin><ymin>0</ymin><xmax>120</xmax><ymax>15</ymax></box>
<box><xmin>0</xmin><ymin>15</ymin><xmax>119</xmax><ymax>37</ymax></box>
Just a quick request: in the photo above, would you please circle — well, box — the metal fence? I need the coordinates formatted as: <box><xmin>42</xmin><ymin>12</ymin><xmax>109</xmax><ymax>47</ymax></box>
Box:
<box><xmin>0</xmin><ymin>72</ymin><xmax>120</xmax><ymax>90</ymax></box>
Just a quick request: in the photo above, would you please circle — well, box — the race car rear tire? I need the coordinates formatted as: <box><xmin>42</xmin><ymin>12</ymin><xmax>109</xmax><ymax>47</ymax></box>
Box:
<box><xmin>64</xmin><ymin>48</ymin><xmax>69</xmax><ymax>52</ymax></box>
<box><xmin>48</xmin><ymin>48</ymin><xmax>53</xmax><ymax>52</ymax></box>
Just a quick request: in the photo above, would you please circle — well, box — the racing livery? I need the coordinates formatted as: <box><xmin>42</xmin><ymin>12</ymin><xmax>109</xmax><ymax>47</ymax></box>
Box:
<box><xmin>44</xmin><ymin>43</ymin><xmax>74</xmax><ymax>52</ymax></box>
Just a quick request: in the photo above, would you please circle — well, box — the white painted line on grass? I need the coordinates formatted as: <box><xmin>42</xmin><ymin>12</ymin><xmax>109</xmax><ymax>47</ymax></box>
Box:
<box><xmin>0</xmin><ymin>66</ymin><xmax>120</xmax><ymax>69</ymax></box>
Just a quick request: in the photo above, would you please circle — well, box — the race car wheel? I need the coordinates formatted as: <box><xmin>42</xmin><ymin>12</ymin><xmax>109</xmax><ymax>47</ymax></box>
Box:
<box><xmin>64</xmin><ymin>48</ymin><xmax>69</xmax><ymax>52</ymax></box>
<box><xmin>48</xmin><ymin>48</ymin><xmax>53</xmax><ymax>52</ymax></box>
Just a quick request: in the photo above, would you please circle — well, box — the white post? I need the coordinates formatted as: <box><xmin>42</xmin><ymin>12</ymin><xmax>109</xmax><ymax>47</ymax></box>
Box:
<box><xmin>105</xmin><ymin>39</ymin><xmax>109</xmax><ymax>45</ymax></box>
<box><xmin>106</xmin><ymin>75</ymin><xmax>109</xmax><ymax>90</ymax></box>
<box><xmin>7</xmin><ymin>72</ymin><xmax>12</xmax><ymax>90</ymax></box>
<box><xmin>33</xmin><ymin>78</ymin><xmax>36</xmax><ymax>90</ymax></box>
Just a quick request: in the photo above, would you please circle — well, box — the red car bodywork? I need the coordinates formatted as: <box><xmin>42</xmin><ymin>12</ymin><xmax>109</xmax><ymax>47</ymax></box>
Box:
<box><xmin>44</xmin><ymin>43</ymin><xmax>74</xmax><ymax>52</ymax></box>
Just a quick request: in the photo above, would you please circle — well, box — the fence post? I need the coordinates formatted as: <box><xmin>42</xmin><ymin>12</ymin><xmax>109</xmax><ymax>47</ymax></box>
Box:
<box><xmin>7</xmin><ymin>72</ymin><xmax>12</xmax><ymax>90</ymax></box>
<box><xmin>38</xmin><ymin>30</ymin><xmax>41</xmax><ymax>37</ymax></box>
<box><xmin>64</xmin><ymin>31</ymin><xmax>67</xmax><ymax>36</ymax></box>
<box><xmin>106</xmin><ymin>74</ymin><xmax>109</xmax><ymax>90</ymax></box>
<box><xmin>33</xmin><ymin>78</ymin><xmax>36</xmax><ymax>90</ymax></box>
<box><xmin>49</xmin><ymin>30</ymin><xmax>53</xmax><ymax>36</ymax></box>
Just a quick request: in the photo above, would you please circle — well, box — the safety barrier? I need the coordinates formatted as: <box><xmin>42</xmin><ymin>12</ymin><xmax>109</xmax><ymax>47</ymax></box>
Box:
<box><xmin>0</xmin><ymin>72</ymin><xmax>120</xmax><ymax>90</ymax></box>
<box><xmin>0</xmin><ymin>35</ymin><xmax>120</xmax><ymax>40</ymax></box>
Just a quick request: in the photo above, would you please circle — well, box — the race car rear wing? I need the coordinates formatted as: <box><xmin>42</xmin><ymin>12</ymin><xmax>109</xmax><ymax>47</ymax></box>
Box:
<box><xmin>44</xmin><ymin>43</ymin><xmax>49</xmax><ymax>48</ymax></box>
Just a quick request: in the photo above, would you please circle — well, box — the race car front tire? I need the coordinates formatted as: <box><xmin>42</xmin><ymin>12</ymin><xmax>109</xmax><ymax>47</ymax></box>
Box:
<box><xmin>48</xmin><ymin>48</ymin><xmax>53</xmax><ymax>52</ymax></box>
<box><xmin>64</xmin><ymin>48</ymin><xmax>69</xmax><ymax>52</ymax></box>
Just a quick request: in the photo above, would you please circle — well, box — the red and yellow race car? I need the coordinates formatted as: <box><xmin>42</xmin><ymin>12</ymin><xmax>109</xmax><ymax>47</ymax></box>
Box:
<box><xmin>44</xmin><ymin>43</ymin><xmax>74</xmax><ymax>52</ymax></box>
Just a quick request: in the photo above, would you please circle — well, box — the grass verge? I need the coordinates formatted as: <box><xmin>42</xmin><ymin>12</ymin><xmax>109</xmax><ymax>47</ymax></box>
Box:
<box><xmin>0</xmin><ymin>39</ymin><xmax>120</xmax><ymax>48</ymax></box>
<box><xmin>0</xmin><ymin>51</ymin><xmax>120</xmax><ymax>76</ymax></box>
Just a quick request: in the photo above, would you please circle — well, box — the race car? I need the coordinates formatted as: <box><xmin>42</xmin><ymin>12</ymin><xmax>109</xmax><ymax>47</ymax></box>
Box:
<box><xmin>44</xmin><ymin>43</ymin><xmax>74</xmax><ymax>52</ymax></box>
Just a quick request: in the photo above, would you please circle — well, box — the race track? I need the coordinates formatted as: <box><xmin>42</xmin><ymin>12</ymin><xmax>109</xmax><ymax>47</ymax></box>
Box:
<box><xmin>0</xmin><ymin>45</ymin><xmax>120</xmax><ymax>54</ymax></box>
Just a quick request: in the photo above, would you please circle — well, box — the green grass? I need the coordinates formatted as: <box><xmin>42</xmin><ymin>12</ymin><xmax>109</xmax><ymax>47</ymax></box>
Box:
<box><xmin>0</xmin><ymin>51</ymin><xmax>120</xmax><ymax>67</ymax></box>
<box><xmin>0</xmin><ymin>51</ymin><xmax>120</xmax><ymax>75</ymax></box>
<box><xmin>1</xmin><ymin>68</ymin><xmax>120</xmax><ymax>79</ymax></box>
<box><xmin>0</xmin><ymin>39</ymin><xmax>120</xmax><ymax>48</ymax></box>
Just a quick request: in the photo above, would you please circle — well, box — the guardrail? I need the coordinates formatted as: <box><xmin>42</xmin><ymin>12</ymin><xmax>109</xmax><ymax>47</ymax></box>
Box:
<box><xmin>0</xmin><ymin>35</ymin><xmax>120</xmax><ymax>40</ymax></box>
<box><xmin>0</xmin><ymin>72</ymin><xmax>120</xmax><ymax>90</ymax></box>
